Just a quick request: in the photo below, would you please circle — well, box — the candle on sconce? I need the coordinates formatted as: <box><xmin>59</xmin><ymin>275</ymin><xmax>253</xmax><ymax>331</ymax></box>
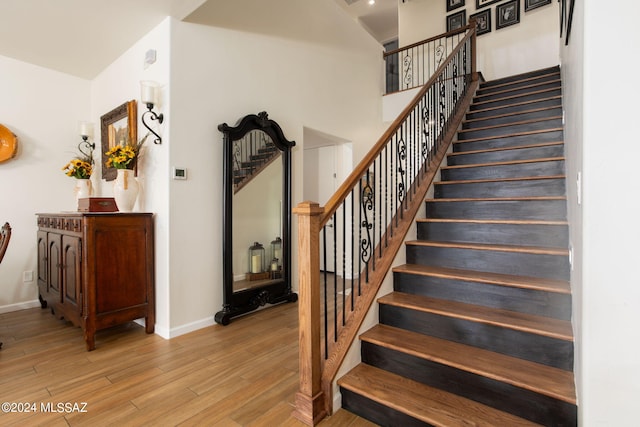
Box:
<box><xmin>140</xmin><ymin>81</ymin><xmax>158</xmax><ymax>105</ymax></box>
<box><xmin>78</xmin><ymin>121</ymin><xmax>94</xmax><ymax>138</ymax></box>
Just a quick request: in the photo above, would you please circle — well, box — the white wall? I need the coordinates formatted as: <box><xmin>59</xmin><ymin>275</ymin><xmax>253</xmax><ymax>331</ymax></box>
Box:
<box><xmin>167</xmin><ymin>16</ymin><xmax>385</xmax><ymax>332</ymax></box>
<box><xmin>90</xmin><ymin>18</ymin><xmax>172</xmax><ymax>335</ymax></box>
<box><xmin>398</xmin><ymin>0</ymin><xmax>559</xmax><ymax>80</ymax></box>
<box><xmin>562</xmin><ymin>0</ymin><xmax>640</xmax><ymax>424</ymax></box>
<box><xmin>0</xmin><ymin>55</ymin><xmax>90</xmax><ymax>313</ymax></box>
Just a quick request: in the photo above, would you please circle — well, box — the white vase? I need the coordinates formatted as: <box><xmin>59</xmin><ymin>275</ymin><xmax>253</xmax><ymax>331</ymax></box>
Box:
<box><xmin>113</xmin><ymin>169</ymin><xmax>139</xmax><ymax>212</ymax></box>
<box><xmin>74</xmin><ymin>178</ymin><xmax>93</xmax><ymax>201</ymax></box>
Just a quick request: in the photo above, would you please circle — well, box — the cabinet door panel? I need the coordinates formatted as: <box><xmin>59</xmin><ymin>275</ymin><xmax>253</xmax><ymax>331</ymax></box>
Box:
<box><xmin>48</xmin><ymin>233</ymin><xmax>62</xmax><ymax>299</ymax></box>
<box><xmin>62</xmin><ymin>235</ymin><xmax>82</xmax><ymax>314</ymax></box>
<box><xmin>37</xmin><ymin>230</ymin><xmax>48</xmax><ymax>285</ymax></box>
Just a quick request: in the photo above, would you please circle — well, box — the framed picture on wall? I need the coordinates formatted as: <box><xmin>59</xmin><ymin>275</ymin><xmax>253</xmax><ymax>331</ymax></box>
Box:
<box><xmin>101</xmin><ymin>100</ymin><xmax>137</xmax><ymax>181</ymax></box>
<box><xmin>447</xmin><ymin>0</ymin><xmax>465</xmax><ymax>12</ymax></box>
<box><xmin>470</xmin><ymin>9</ymin><xmax>492</xmax><ymax>36</ymax></box>
<box><xmin>496</xmin><ymin>0</ymin><xmax>520</xmax><ymax>29</ymax></box>
<box><xmin>476</xmin><ymin>0</ymin><xmax>501</xmax><ymax>10</ymax></box>
<box><xmin>525</xmin><ymin>0</ymin><xmax>552</xmax><ymax>12</ymax></box>
<box><xmin>447</xmin><ymin>10</ymin><xmax>467</xmax><ymax>32</ymax></box>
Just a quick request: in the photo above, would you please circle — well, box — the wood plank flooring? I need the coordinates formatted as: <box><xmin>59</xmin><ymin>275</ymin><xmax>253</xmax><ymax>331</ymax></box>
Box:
<box><xmin>0</xmin><ymin>303</ymin><xmax>374</xmax><ymax>426</ymax></box>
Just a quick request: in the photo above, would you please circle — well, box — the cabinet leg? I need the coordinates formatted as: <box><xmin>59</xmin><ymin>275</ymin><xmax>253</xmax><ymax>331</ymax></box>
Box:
<box><xmin>84</xmin><ymin>331</ymin><xmax>96</xmax><ymax>351</ymax></box>
<box><xmin>38</xmin><ymin>294</ymin><xmax>48</xmax><ymax>309</ymax></box>
<box><xmin>145</xmin><ymin>316</ymin><xmax>154</xmax><ymax>334</ymax></box>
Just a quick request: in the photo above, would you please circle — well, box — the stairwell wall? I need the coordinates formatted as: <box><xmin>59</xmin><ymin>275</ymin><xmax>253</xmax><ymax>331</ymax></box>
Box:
<box><xmin>562</xmin><ymin>0</ymin><xmax>640</xmax><ymax>424</ymax></box>
<box><xmin>398</xmin><ymin>0</ymin><xmax>559</xmax><ymax>81</ymax></box>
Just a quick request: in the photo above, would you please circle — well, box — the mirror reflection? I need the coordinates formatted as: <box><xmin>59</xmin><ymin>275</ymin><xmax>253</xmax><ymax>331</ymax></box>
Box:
<box><xmin>232</xmin><ymin>140</ymin><xmax>282</xmax><ymax>292</ymax></box>
<box><xmin>215</xmin><ymin>112</ymin><xmax>297</xmax><ymax>325</ymax></box>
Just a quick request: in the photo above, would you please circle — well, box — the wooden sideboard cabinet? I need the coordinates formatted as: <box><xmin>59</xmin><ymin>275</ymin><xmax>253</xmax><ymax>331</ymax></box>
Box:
<box><xmin>37</xmin><ymin>213</ymin><xmax>155</xmax><ymax>351</ymax></box>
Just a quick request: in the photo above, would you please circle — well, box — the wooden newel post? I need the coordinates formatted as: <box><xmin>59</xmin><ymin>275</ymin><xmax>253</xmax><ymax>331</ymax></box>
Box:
<box><xmin>292</xmin><ymin>201</ymin><xmax>327</xmax><ymax>426</ymax></box>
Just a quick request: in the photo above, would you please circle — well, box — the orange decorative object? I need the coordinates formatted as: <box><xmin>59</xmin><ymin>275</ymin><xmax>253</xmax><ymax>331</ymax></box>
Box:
<box><xmin>0</xmin><ymin>124</ymin><xmax>18</xmax><ymax>163</ymax></box>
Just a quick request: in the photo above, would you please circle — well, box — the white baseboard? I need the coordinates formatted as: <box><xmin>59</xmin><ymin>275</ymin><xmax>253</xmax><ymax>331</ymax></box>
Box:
<box><xmin>0</xmin><ymin>299</ymin><xmax>42</xmax><ymax>314</ymax></box>
<box><xmin>165</xmin><ymin>315</ymin><xmax>218</xmax><ymax>338</ymax></box>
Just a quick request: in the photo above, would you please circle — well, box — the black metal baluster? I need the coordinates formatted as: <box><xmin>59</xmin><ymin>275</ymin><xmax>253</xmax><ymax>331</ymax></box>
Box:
<box><xmin>333</xmin><ymin>212</ymin><xmax>337</xmax><ymax>340</ymax></box>
<box><xmin>322</xmin><ymin>226</ymin><xmax>328</xmax><ymax>359</ymax></box>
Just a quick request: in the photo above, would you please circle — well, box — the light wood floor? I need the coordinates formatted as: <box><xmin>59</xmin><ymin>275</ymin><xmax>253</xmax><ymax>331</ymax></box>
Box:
<box><xmin>0</xmin><ymin>303</ymin><xmax>375</xmax><ymax>426</ymax></box>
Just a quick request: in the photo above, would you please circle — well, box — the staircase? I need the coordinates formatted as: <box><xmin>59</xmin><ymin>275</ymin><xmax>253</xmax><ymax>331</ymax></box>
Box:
<box><xmin>337</xmin><ymin>66</ymin><xmax>577</xmax><ymax>426</ymax></box>
<box><xmin>233</xmin><ymin>141</ymin><xmax>280</xmax><ymax>193</ymax></box>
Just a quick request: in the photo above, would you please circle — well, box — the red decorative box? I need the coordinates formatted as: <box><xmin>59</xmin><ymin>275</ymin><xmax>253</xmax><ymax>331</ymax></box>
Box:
<box><xmin>77</xmin><ymin>197</ymin><xmax>118</xmax><ymax>212</ymax></box>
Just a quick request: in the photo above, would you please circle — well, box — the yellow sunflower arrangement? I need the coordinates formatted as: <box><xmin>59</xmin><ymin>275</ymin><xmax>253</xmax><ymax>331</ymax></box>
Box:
<box><xmin>105</xmin><ymin>134</ymin><xmax>148</xmax><ymax>170</ymax></box>
<box><xmin>62</xmin><ymin>152</ymin><xmax>93</xmax><ymax>179</ymax></box>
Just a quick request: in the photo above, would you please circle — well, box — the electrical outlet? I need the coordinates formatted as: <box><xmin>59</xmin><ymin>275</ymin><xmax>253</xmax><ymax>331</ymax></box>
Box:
<box><xmin>23</xmin><ymin>270</ymin><xmax>34</xmax><ymax>282</ymax></box>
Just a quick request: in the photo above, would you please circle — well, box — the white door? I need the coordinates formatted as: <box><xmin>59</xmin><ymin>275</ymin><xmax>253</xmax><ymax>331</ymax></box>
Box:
<box><xmin>317</xmin><ymin>145</ymin><xmax>337</xmax><ymax>272</ymax></box>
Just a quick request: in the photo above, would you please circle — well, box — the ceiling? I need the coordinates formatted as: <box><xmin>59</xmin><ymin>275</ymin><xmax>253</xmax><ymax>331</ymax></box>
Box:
<box><xmin>0</xmin><ymin>0</ymin><xmax>397</xmax><ymax>80</ymax></box>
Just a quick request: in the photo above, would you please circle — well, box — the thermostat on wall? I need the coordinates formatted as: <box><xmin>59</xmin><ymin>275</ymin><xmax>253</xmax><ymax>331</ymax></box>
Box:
<box><xmin>173</xmin><ymin>167</ymin><xmax>187</xmax><ymax>180</ymax></box>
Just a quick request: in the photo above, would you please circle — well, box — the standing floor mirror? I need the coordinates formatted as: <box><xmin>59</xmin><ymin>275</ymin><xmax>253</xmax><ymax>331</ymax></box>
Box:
<box><xmin>215</xmin><ymin>112</ymin><xmax>297</xmax><ymax>325</ymax></box>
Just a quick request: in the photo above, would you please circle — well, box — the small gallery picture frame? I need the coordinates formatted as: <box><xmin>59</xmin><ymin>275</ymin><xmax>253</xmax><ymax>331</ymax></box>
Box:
<box><xmin>470</xmin><ymin>9</ymin><xmax>492</xmax><ymax>36</ymax></box>
<box><xmin>496</xmin><ymin>0</ymin><xmax>520</xmax><ymax>30</ymax></box>
<box><xmin>446</xmin><ymin>0</ymin><xmax>465</xmax><ymax>12</ymax></box>
<box><xmin>447</xmin><ymin>10</ymin><xmax>467</xmax><ymax>32</ymax></box>
<box><xmin>525</xmin><ymin>0</ymin><xmax>552</xmax><ymax>12</ymax></box>
<box><xmin>476</xmin><ymin>0</ymin><xmax>501</xmax><ymax>10</ymax></box>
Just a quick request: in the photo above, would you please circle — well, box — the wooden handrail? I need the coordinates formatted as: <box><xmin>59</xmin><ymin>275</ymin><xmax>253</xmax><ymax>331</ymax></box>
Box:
<box><xmin>293</xmin><ymin>22</ymin><xmax>478</xmax><ymax>425</ymax></box>
<box><xmin>321</xmin><ymin>23</ymin><xmax>476</xmax><ymax>229</ymax></box>
<box><xmin>383</xmin><ymin>24</ymin><xmax>471</xmax><ymax>59</ymax></box>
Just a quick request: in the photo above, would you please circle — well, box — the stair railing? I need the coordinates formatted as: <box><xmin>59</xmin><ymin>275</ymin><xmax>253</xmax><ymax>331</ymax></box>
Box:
<box><xmin>385</xmin><ymin>25</ymin><xmax>473</xmax><ymax>94</ymax></box>
<box><xmin>232</xmin><ymin>129</ymin><xmax>281</xmax><ymax>194</ymax></box>
<box><xmin>292</xmin><ymin>22</ymin><xmax>479</xmax><ymax>426</ymax></box>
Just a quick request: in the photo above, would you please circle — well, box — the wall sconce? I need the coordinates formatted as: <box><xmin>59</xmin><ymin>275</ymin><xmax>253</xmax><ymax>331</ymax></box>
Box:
<box><xmin>140</xmin><ymin>81</ymin><xmax>164</xmax><ymax>144</ymax></box>
<box><xmin>78</xmin><ymin>121</ymin><xmax>95</xmax><ymax>160</ymax></box>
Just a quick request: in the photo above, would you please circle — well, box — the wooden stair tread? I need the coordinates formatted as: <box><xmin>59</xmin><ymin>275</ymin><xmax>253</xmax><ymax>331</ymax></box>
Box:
<box><xmin>417</xmin><ymin>218</ymin><xmax>568</xmax><ymax>225</ymax></box>
<box><xmin>448</xmin><ymin>141</ymin><xmax>564</xmax><ymax>157</ymax></box>
<box><xmin>480</xmin><ymin>71</ymin><xmax>560</xmax><ymax>92</ymax></box>
<box><xmin>393</xmin><ymin>263</ymin><xmax>570</xmax><ymax>294</ymax></box>
<box><xmin>360</xmin><ymin>324</ymin><xmax>576</xmax><ymax>403</ymax></box>
<box><xmin>427</xmin><ymin>196</ymin><xmax>566</xmax><ymax>202</ymax></box>
<box><xmin>459</xmin><ymin>116</ymin><xmax>562</xmax><ymax>135</ymax></box>
<box><xmin>469</xmin><ymin>95</ymin><xmax>562</xmax><ymax>116</ymax></box>
<box><xmin>441</xmin><ymin>156</ymin><xmax>565</xmax><ymax>170</ymax></box>
<box><xmin>464</xmin><ymin>106</ymin><xmax>562</xmax><ymax>126</ymax></box>
<box><xmin>338</xmin><ymin>363</ymin><xmax>541</xmax><ymax>426</ymax></box>
<box><xmin>454</xmin><ymin>128</ymin><xmax>563</xmax><ymax>144</ymax></box>
<box><xmin>405</xmin><ymin>239</ymin><xmax>569</xmax><ymax>256</ymax></box>
<box><xmin>473</xmin><ymin>88</ymin><xmax>562</xmax><ymax>108</ymax></box>
<box><xmin>379</xmin><ymin>292</ymin><xmax>572</xmax><ymax>341</ymax></box>
<box><xmin>475</xmin><ymin>80</ymin><xmax>561</xmax><ymax>101</ymax></box>
<box><xmin>434</xmin><ymin>175</ymin><xmax>565</xmax><ymax>185</ymax></box>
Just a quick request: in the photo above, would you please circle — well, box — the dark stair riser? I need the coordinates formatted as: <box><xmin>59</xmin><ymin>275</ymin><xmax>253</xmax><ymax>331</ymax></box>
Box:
<box><xmin>378</xmin><ymin>305</ymin><xmax>573</xmax><ymax>370</ymax></box>
<box><xmin>394</xmin><ymin>271</ymin><xmax>572</xmax><ymax>320</ymax></box>
<box><xmin>467</xmin><ymin>97</ymin><xmax>561</xmax><ymax>120</ymax></box>
<box><xmin>434</xmin><ymin>178</ymin><xmax>566</xmax><ymax>199</ymax></box>
<box><xmin>441</xmin><ymin>160</ymin><xmax>565</xmax><ymax>181</ymax></box>
<box><xmin>340</xmin><ymin>389</ymin><xmax>429</xmax><ymax>427</ymax></box>
<box><xmin>361</xmin><ymin>343</ymin><xmax>577</xmax><ymax>426</ymax></box>
<box><xmin>458</xmin><ymin>118</ymin><xmax>563</xmax><ymax>140</ymax></box>
<box><xmin>417</xmin><ymin>220</ymin><xmax>568</xmax><ymax>247</ymax></box>
<box><xmin>425</xmin><ymin>199</ymin><xmax>567</xmax><ymax>221</ymax></box>
<box><xmin>475</xmin><ymin>81</ymin><xmax>561</xmax><ymax>103</ymax></box>
<box><xmin>463</xmin><ymin>107</ymin><xmax>563</xmax><ymax>129</ymax></box>
<box><xmin>477</xmin><ymin>72</ymin><xmax>560</xmax><ymax>95</ymax></box>
<box><xmin>453</xmin><ymin>130</ymin><xmax>563</xmax><ymax>152</ymax></box>
<box><xmin>471</xmin><ymin>89</ymin><xmax>562</xmax><ymax>111</ymax></box>
<box><xmin>480</xmin><ymin>66</ymin><xmax>560</xmax><ymax>88</ymax></box>
<box><xmin>447</xmin><ymin>144</ymin><xmax>564</xmax><ymax>166</ymax></box>
<box><xmin>406</xmin><ymin>244</ymin><xmax>569</xmax><ymax>280</ymax></box>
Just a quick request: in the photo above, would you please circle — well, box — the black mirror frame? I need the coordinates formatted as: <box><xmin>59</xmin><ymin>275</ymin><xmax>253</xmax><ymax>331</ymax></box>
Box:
<box><xmin>215</xmin><ymin>112</ymin><xmax>297</xmax><ymax>325</ymax></box>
